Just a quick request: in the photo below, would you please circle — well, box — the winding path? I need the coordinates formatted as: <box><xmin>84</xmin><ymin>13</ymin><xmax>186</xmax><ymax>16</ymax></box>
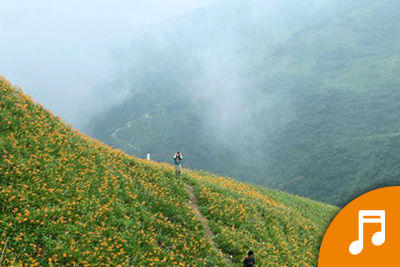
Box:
<box><xmin>110</xmin><ymin>122</ymin><xmax>141</xmax><ymax>152</ymax></box>
<box><xmin>184</xmin><ymin>184</ymin><xmax>234</xmax><ymax>267</ymax></box>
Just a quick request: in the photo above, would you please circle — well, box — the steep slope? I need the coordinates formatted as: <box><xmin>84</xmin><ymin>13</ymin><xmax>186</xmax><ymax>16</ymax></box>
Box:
<box><xmin>259</xmin><ymin>0</ymin><xmax>400</xmax><ymax>205</ymax></box>
<box><xmin>0</xmin><ymin>77</ymin><xmax>227</xmax><ymax>266</ymax></box>
<box><xmin>185</xmin><ymin>171</ymin><xmax>336</xmax><ymax>266</ymax></box>
<box><xmin>87</xmin><ymin>0</ymin><xmax>400</xmax><ymax>206</ymax></box>
<box><xmin>0</xmin><ymin>77</ymin><xmax>337</xmax><ymax>266</ymax></box>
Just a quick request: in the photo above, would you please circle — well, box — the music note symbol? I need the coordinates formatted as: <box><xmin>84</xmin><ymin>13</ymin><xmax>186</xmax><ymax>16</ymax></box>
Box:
<box><xmin>349</xmin><ymin>210</ymin><xmax>385</xmax><ymax>255</ymax></box>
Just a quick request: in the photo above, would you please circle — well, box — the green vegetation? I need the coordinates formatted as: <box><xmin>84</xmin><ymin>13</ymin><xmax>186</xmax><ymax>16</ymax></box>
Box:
<box><xmin>185</xmin><ymin>171</ymin><xmax>337</xmax><ymax>266</ymax></box>
<box><xmin>88</xmin><ymin>0</ymin><xmax>400</xmax><ymax>206</ymax></box>
<box><xmin>0</xmin><ymin>77</ymin><xmax>226</xmax><ymax>266</ymax></box>
<box><xmin>0</xmin><ymin>77</ymin><xmax>337</xmax><ymax>266</ymax></box>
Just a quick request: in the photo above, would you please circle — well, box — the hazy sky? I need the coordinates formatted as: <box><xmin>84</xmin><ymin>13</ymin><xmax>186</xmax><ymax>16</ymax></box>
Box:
<box><xmin>0</xmin><ymin>0</ymin><xmax>225</xmax><ymax>127</ymax></box>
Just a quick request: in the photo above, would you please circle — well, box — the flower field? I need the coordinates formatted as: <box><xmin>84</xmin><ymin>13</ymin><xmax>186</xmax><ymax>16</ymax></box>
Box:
<box><xmin>0</xmin><ymin>77</ymin><xmax>227</xmax><ymax>266</ymax></box>
<box><xmin>184</xmin><ymin>171</ymin><xmax>339</xmax><ymax>266</ymax></box>
<box><xmin>0</xmin><ymin>76</ymin><xmax>338</xmax><ymax>266</ymax></box>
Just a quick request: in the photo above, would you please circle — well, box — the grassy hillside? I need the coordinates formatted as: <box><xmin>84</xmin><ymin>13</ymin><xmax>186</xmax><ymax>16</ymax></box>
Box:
<box><xmin>0</xmin><ymin>76</ymin><xmax>337</xmax><ymax>266</ymax></box>
<box><xmin>261</xmin><ymin>0</ymin><xmax>400</xmax><ymax>205</ymax></box>
<box><xmin>87</xmin><ymin>0</ymin><xmax>400</xmax><ymax>206</ymax></box>
<box><xmin>0</xmin><ymin>77</ymin><xmax>228</xmax><ymax>266</ymax></box>
<box><xmin>185</xmin><ymin>171</ymin><xmax>335</xmax><ymax>266</ymax></box>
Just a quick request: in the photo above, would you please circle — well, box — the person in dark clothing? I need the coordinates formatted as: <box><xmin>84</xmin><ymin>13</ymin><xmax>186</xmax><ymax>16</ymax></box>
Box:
<box><xmin>243</xmin><ymin>250</ymin><xmax>255</xmax><ymax>267</ymax></box>
<box><xmin>173</xmin><ymin>152</ymin><xmax>183</xmax><ymax>176</ymax></box>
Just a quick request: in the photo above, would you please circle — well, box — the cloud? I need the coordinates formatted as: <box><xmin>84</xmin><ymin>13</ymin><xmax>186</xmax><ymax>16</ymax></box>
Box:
<box><xmin>0</xmin><ymin>0</ymin><xmax>226</xmax><ymax>128</ymax></box>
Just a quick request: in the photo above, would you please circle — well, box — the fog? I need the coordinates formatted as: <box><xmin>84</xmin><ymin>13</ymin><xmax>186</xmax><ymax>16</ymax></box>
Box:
<box><xmin>0</xmin><ymin>0</ymin><xmax>225</xmax><ymax>128</ymax></box>
<box><xmin>2</xmin><ymin>0</ymin><xmax>349</xmax><ymax>155</ymax></box>
<box><xmin>106</xmin><ymin>0</ymin><xmax>349</xmax><ymax>156</ymax></box>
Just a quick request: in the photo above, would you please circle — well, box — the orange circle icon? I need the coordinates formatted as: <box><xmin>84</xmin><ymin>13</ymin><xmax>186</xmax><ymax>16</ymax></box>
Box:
<box><xmin>319</xmin><ymin>186</ymin><xmax>400</xmax><ymax>266</ymax></box>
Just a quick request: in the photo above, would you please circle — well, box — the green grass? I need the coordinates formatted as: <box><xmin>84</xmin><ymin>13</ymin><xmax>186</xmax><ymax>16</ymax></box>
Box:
<box><xmin>184</xmin><ymin>171</ymin><xmax>337</xmax><ymax>266</ymax></box>
<box><xmin>0</xmin><ymin>77</ymin><xmax>226</xmax><ymax>266</ymax></box>
<box><xmin>0</xmin><ymin>76</ymin><xmax>338</xmax><ymax>266</ymax></box>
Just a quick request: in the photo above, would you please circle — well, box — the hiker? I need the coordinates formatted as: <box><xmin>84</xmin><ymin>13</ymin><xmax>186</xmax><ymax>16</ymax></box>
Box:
<box><xmin>243</xmin><ymin>251</ymin><xmax>255</xmax><ymax>267</ymax></box>
<box><xmin>174</xmin><ymin>152</ymin><xmax>183</xmax><ymax>176</ymax></box>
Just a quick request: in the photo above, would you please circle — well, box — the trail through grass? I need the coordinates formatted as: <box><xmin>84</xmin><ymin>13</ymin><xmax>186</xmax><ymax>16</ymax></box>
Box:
<box><xmin>184</xmin><ymin>184</ymin><xmax>233</xmax><ymax>267</ymax></box>
<box><xmin>0</xmin><ymin>76</ymin><xmax>338</xmax><ymax>266</ymax></box>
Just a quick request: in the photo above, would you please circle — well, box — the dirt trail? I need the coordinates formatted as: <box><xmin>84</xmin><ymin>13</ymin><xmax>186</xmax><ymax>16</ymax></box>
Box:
<box><xmin>110</xmin><ymin>121</ymin><xmax>141</xmax><ymax>152</ymax></box>
<box><xmin>184</xmin><ymin>184</ymin><xmax>234</xmax><ymax>267</ymax></box>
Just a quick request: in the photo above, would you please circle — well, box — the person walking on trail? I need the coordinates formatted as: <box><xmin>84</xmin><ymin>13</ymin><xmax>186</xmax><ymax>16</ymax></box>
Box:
<box><xmin>243</xmin><ymin>251</ymin><xmax>255</xmax><ymax>267</ymax></box>
<box><xmin>174</xmin><ymin>152</ymin><xmax>183</xmax><ymax>176</ymax></box>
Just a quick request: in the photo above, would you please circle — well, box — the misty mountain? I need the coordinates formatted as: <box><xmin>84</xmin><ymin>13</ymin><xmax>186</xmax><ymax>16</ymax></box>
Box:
<box><xmin>87</xmin><ymin>0</ymin><xmax>400</xmax><ymax>206</ymax></box>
